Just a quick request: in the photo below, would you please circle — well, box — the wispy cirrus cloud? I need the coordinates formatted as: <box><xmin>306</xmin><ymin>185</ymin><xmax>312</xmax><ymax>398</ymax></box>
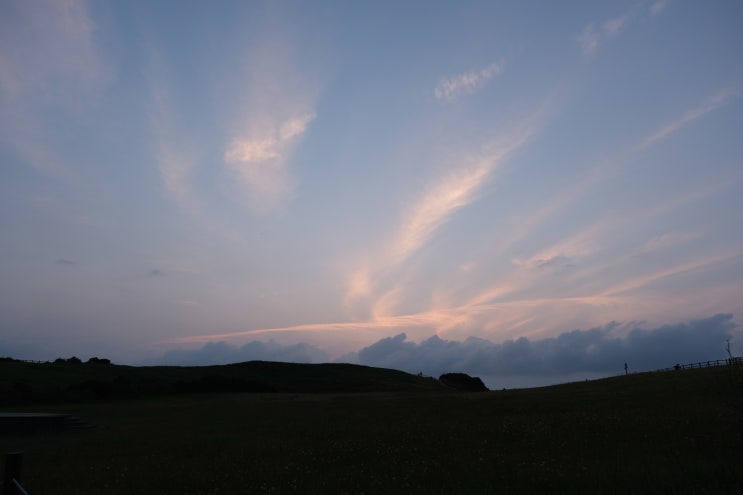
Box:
<box><xmin>344</xmin><ymin>108</ymin><xmax>544</xmax><ymax>317</ymax></box>
<box><xmin>599</xmin><ymin>251</ymin><xmax>738</xmax><ymax>298</ymax></box>
<box><xmin>218</xmin><ymin>21</ymin><xmax>322</xmax><ymax>214</ymax></box>
<box><xmin>578</xmin><ymin>14</ymin><xmax>630</xmax><ymax>57</ymax></box>
<box><xmin>434</xmin><ymin>62</ymin><xmax>502</xmax><ymax>101</ymax></box>
<box><xmin>0</xmin><ymin>0</ymin><xmax>104</xmax><ymax>100</ymax></box>
<box><xmin>224</xmin><ymin>112</ymin><xmax>315</xmax><ymax>212</ymax></box>
<box><xmin>578</xmin><ymin>1</ymin><xmax>668</xmax><ymax>57</ymax></box>
<box><xmin>340</xmin><ymin>85</ymin><xmax>737</xmax><ymax>331</ymax></box>
<box><xmin>0</xmin><ymin>0</ymin><xmax>107</xmax><ymax>174</ymax></box>
<box><xmin>638</xmin><ymin>87</ymin><xmax>738</xmax><ymax>150</ymax></box>
<box><xmin>167</xmin><ymin>277</ymin><xmax>741</xmax><ymax>359</ymax></box>
<box><xmin>164</xmin><ymin>202</ymin><xmax>741</xmax><ymax>354</ymax></box>
<box><xmin>421</xmin><ymin>179</ymin><xmax>741</xmax><ymax>342</ymax></box>
<box><xmin>147</xmin><ymin>71</ymin><xmax>201</xmax><ymax>209</ymax></box>
<box><xmin>145</xmin><ymin>18</ymin><xmax>320</xmax><ymax>216</ymax></box>
<box><xmin>650</xmin><ymin>0</ymin><xmax>671</xmax><ymax>16</ymax></box>
<box><xmin>650</xmin><ymin>178</ymin><xmax>736</xmax><ymax>217</ymax></box>
<box><xmin>510</xmin><ymin>222</ymin><xmax>602</xmax><ymax>272</ymax></box>
<box><xmin>632</xmin><ymin>231</ymin><xmax>699</xmax><ymax>257</ymax></box>
<box><xmin>393</xmin><ymin>154</ymin><xmax>495</xmax><ymax>263</ymax></box>
<box><xmin>397</xmin><ymin>104</ymin><xmax>549</xmax><ymax>265</ymax></box>
<box><xmin>166</xmin><ymin>310</ymin><xmax>450</xmax><ymax>347</ymax></box>
<box><xmin>225</xmin><ymin>113</ymin><xmax>315</xmax><ymax>163</ymax></box>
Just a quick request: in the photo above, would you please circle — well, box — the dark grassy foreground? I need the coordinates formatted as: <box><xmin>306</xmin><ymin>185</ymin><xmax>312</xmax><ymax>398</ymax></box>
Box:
<box><xmin>2</xmin><ymin>365</ymin><xmax>742</xmax><ymax>494</ymax></box>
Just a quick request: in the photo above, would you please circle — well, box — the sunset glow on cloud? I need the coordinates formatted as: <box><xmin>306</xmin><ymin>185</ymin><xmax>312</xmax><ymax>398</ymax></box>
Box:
<box><xmin>1</xmin><ymin>0</ymin><xmax>742</xmax><ymax>386</ymax></box>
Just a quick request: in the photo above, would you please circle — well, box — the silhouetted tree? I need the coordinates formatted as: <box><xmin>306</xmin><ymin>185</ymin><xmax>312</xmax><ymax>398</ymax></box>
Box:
<box><xmin>86</xmin><ymin>357</ymin><xmax>111</xmax><ymax>365</ymax></box>
<box><xmin>439</xmin><ymin>373</ymin><xmax>488</xmax><ymax>392</ymax></box>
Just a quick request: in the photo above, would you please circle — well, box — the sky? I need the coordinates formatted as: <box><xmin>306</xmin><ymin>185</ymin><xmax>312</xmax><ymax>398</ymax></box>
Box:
<box><xmin>1</xmin><ymin>0</ymin><xmax>742</xmax><ymax>388</ymax></box>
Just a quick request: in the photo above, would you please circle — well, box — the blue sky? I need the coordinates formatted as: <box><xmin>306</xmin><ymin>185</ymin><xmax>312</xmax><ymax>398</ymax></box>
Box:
<box><xmin>1</xmin><ymin>1</ymin><xmax>742</xmax><ymax>385</ymax></box>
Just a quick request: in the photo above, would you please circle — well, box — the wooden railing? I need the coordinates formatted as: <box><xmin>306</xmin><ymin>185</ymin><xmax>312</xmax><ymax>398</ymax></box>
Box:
<box><xmin>654</xmin><ymin>357</ymin><xmax>742</xmax><ymax>373</ymax></box>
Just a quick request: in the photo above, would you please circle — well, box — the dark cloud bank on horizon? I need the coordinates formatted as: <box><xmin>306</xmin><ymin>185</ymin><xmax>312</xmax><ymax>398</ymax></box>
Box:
<box><xmin>157</xmin><ymin>314</ymin><xmax>738</xmax><ymax>380</ymax></box>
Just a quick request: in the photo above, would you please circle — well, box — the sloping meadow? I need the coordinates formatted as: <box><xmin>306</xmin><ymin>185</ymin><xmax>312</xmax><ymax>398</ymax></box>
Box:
<box><xmin>2</xmin><ymin>365</ymin><xmax>741</xmax><ymax>493</ymax></box>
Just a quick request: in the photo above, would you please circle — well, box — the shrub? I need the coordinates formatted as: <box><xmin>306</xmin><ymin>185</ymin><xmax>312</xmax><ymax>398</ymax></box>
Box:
<box><xmin>439</xmin><ymin>373</ymin><xmax>489</xmax><ymax>392</ymax></box>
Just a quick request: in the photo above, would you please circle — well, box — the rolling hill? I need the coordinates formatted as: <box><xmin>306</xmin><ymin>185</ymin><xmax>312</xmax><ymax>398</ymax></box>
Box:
<box><xmin>1</xmin><ymin>359</ymin><xmax>444</xmax><ymax>403</ymax></box>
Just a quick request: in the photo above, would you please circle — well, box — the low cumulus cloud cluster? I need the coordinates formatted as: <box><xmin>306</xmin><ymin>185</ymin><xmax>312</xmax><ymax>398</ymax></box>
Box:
<box><xmin>158</xmin><ymin>315</ymin><xmax>737</xmax><ymax>380</ymax></box>
<box><xmin>350</xmin><ymin>314</ymin><xmax>737</xmax><ymax>377</ymax></box>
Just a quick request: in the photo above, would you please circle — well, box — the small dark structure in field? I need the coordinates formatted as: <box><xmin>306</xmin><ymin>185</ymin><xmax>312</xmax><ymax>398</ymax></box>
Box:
<box><xmin>0</xmin><ymin>413</ymin><xmax>94</xmax><ymax>435</ymax></box>
<box><xmin>439</xmin><ymin>373</ymin><xmax>489</xmax><ymax>392</ymax></box>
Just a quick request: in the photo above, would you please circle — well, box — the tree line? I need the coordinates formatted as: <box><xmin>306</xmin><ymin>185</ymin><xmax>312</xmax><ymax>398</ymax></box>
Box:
<box><xmin>54</xmin><ymin>356</ymin><xmax>112</xmax><ymax>365</ymax></box>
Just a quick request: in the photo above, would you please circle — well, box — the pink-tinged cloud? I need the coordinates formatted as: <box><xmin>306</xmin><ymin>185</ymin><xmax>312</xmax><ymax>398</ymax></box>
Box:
<box><xmin>638</xmin><ymin>87</ymin><xmax>738</xmax><ymax>149</ymax></box>
<box><xmin>224</xmin><ymin>112</ymin><xmax>315</xmax><ymax>213</ymax></box>
<box><xmin>221</xmin><ymin>35</ymin><xmax>319</xmax><ymax>214</ymax></box>
<box><xmin>392</xmin><ymin>156</ymin><xmax>493</xmax><ymax>263</ymax></box>
<box><xmin>343</xmin><ymin>112</ymin><xmax>544</xmax><ymax>319</ymax></box>
<box><xmin>166</xmin><ymin>312</ymin><xmax>447</xmax><ymax>346</ymax></box>
<box><xmin>599</xmin><ymin>252</ymin><xmax>739</xmax><ymax>297</ymax></box>
<box><xmin>578</xmin><ymin>2</ymin><xmax>667</xmax><ymax>58</ymax></box>
<box><xmin>225</xmin><ymin>113</ymin><xmax>315</xmax><ymax>163</ymax></box>
<box><xmin>434</xmin><ymin>63</ymin><xmax>503</xmax><ymax>101</ymax></box>
<box><xmin>165</xmin><ymin>280</ymin><xmax>738</xmax><ymax>357</ymax></box>
<box><xmin>216</xmin><ymin>21</ymin><xmax>323</xmax><ymax>214</ymax></box>
<box><xmin>650</xmin><ymin>0</ymin><xmax>671</xmax><ymax>16</ymax></box>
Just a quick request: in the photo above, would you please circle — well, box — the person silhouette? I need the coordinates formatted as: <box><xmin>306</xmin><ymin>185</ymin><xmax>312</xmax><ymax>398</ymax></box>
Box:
<box><xmin>624</xmin><ymin>362</ymin><xmax>628</xmax><ymax>375</ymax></box>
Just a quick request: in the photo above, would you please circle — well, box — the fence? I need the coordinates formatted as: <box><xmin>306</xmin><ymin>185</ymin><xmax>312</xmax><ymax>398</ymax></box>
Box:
<box><xmin>2</xmin><ymin>453</ymin><xmax>29</xmax><ymax>495</ymax></box>
<box><xmin>0</xmin><ymin>360</ymin><xmax>48</xmax><ymax>365</ymax></box>
<box><xmin>653</xmin><ymin>357</ymin><xmax>742</xmax><ymax>373</ymax></box>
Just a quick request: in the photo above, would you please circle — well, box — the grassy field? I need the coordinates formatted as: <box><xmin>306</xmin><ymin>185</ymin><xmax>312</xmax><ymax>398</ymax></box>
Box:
<box><xmin>2</xmin><ymin>365</ymin><xmax>742</xmax><ymax>494</ymax></box>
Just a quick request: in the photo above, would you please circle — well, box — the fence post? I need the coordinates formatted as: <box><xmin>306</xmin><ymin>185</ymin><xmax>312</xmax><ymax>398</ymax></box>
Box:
<box><xmin>2</xmin><ymin>452</ymin><xmax>23</xmax><ymax>495</ymax></box>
